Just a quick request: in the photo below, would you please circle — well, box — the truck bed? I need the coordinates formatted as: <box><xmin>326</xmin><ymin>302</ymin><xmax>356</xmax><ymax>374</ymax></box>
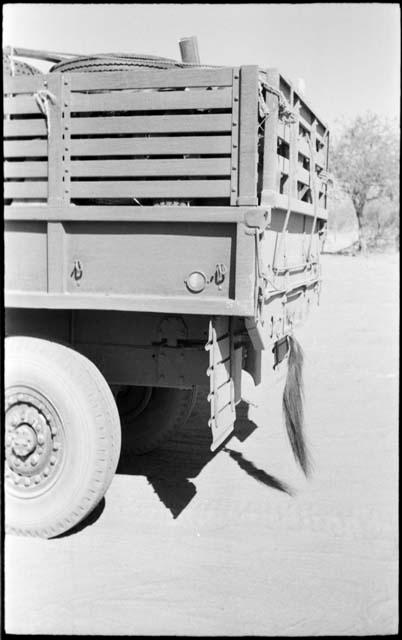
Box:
<box><xmin>4</xmin><ymin>63</ymin><xmax>329</xmax><ymax>316</ymax></box>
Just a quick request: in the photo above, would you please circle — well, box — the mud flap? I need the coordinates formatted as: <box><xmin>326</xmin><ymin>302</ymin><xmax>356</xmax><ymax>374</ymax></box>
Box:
<box><xmin>205</xmin><ymin>317</ymin><xmax>237</xmax><ymax>452</ymax></box>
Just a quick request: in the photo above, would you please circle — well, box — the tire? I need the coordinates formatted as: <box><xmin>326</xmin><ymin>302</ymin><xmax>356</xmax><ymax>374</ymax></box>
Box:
<box><xmin>4</xmin><ymin>337</ymin><xmax>121</xmax><ymax>538</ymax></box>
<box><xmin>115</xmin><ymin>385</ymin><xmax>197</xmax><ymax>455</ymax></box>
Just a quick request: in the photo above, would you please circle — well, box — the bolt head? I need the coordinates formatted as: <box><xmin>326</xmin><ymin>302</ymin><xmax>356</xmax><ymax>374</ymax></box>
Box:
<box><xmin>43</xmin><ymin>467</ymin><xmax>50</xmax><ymax>477</ymax></box>
<box><xmin>37</xmin><ymin>434</ymin><xmax>45</xmax><ymax>445</ymax></box>
<box><xmin>53</xmin><ymin>441</ymin><xmax>61</xmax><ymax>451</ymax></box>
<box><xmin>30</xmin><ymin>455</ymin><xmax>39</xmax><ymax>467</ymax></box>
<box><xmin>49</xmin><ymin>456</ymin><xmax>57</xmax><ymax>466</ymax></box>
<box><xmin>24</xmin><ymin>477</ymin><xmax>31</xmax><ymax>487</ymax></box>
<box><xmin>34</xmin><ymin>475</ymin><xmax>41</xmax><ymax>484</ymax></box>
<box><xmin>51</xmin><ymin>425</ymin><xmax>57</xmax><ymax>436</ymax></box>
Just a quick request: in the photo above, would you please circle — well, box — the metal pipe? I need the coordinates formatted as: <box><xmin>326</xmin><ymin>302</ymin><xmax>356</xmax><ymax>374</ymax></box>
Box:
<box><xmin>179</xmin><ymin>37</ymin><xmax>200</xmax><ymax>64</ymax></box>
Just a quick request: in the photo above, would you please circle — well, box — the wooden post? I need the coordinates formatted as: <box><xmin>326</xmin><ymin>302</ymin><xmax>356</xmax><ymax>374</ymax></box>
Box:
<box><xmin>237</xmin><ymin>65</ymin><xmax>259</xmax><ymax>206</ymax></box>
<box><xmin>261</xmin><ymin>68</ymin><xmax>280</xmax><ymax>206</ymax></box>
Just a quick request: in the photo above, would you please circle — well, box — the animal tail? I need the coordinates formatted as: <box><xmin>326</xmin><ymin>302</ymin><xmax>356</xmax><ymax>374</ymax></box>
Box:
<box><xmin>282</xmin><ymin>334</ymin><xmax>312</xmax><ymax>476</ymax></box>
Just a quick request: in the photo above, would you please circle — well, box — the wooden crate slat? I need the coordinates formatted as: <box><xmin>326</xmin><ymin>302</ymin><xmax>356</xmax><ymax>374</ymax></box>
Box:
<box><xmin>4</xmin><ymin>75</ymin><xmax>49</xmax><ymax>95</ymax></box>
<box><xmin>70</xmin><ymin>113</ymin><xmax>232</xmax><ymax>135</ymax></box>
<box><xmin>5</xmin><ymin>182</ymin><xmax>48</xmax><ymax>198</ymax></box>
<box><xmin>70</xmin><ymin>135</ymin><xmax>232</xmax><ymax>156</ymax></box>
<box><xmin>69</xmin><ymin>68</ymin><xmax>234</xmax><ymax>91</ymax></box>
<box><xmin>71</xmin><ymin>158</ymin><xmax>231</xmax><ymax>177</ymax></box>
<box><xmin>4</xmin><ymin>140</ymin><xmax>48</xmax><ymax>157</ymax></box>
<box><xmin>4</xmin><ymin>95</ymin><xmax>42</xmax><ymax>115</ymax></box>
<box><xmin>4</xmin><ymin>119</ymin><xmax>48</xmax><ymax>137</ymax></box>
<box><xmin>71</xmin><ymin>87</ymin><xmax>232</xmax><ymax>112</ymax></box>
<box><xmin>298</xmin><ymin>136</ymin><xmax>326</xmax><ymax>165</ymax></box>
<box><xmin>4</xmin><ymin>161</ymin><xmax>48</xmax><ymax>178</ymax></box>
<box><xmin>70</xmin><ymin>179</ymin><xmax>230</xmax><ymax>198</ymax></box>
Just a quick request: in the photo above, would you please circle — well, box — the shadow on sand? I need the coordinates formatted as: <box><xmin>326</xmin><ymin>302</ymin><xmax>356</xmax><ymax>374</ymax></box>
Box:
<box><xmin>116</xmin><ymin>389</ymin><xmax>293</xmax><ymax>518</ymax></box>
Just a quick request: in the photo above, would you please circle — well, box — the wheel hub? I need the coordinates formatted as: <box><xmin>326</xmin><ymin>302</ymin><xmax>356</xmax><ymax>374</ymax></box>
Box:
<box><xmin>5</xmin><ymin>390</ymin><xmax>64</xmax><ymax>493</ymax></box>
<box><xmin>11</xmin><ymin>424</ymin><xmax>37</xmax><ymax>456</ymax></box>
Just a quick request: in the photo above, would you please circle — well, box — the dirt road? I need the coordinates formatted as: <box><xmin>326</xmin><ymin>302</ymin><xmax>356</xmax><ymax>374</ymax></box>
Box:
<box><xmin>5</xmin><ymin>253</ymin><xmax>399</xmax><ymax>636</ymax></box>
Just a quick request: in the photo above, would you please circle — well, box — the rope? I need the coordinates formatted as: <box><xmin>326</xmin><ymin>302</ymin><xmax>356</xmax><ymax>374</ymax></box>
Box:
<box><xmin>9</xmin><ymin>46</ymin><xmax>15</xmax><ymax>76</ymax></box>
<box><xmin>260</xmin><ymin>80</ymin><xmax>297</xmax><ymax>125</ymax></box>
<box><xmin>34</xmin><ymin>89</ymin><xmax>57</xmax><ymax>135</ymax></box>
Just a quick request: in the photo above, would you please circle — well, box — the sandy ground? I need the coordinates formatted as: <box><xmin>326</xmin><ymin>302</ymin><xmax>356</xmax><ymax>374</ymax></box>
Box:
<box><xmin>4</xmin><ymin>253</ymin><xmax>399</xmax><ymax>636</ymax></box>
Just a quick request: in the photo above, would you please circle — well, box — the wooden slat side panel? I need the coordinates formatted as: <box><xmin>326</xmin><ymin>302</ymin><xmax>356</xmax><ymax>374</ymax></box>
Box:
<box><xmin>71</xmin><ymin>158</ymin><xmax>231</xmax><ymax>177</ymax></box>
<box><xmin>70</xmin><ymin>180</ymin><xmax>230</xmax><ymax>198</ymax></box>
<box><xmin>69</xmin><ymin>68</ymin><xmax>234</xmax><ymax>91</ymax></box>
<box><xmin>4</xmin><ymin>140</ymin><xmax>48</xmax><ymax>157</ymax></box>
<box><xmin>71</xmin><ymin>87</ymin><xmax>232</xmax><ymax>112</ymax></box>
<box><xmin>70</xmin><ymin>135</ymin><xmax>232</xmax><ymax>156</ymax></box>
<box><xmin>70</xmin><ymin>114</ymin><xmax>232</xmax><ymax>135</ymax></box>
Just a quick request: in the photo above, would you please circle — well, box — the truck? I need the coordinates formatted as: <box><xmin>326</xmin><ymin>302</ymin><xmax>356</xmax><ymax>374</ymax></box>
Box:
<box><xmin>3</xmin><ymin>39</ymin><xmax>330</xmax><ymax>538</ymax></box>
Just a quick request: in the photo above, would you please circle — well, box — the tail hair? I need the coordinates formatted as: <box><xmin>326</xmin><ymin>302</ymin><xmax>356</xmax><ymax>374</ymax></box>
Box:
<box><xmin>282</xmin><ymin>334</ymin><xmax>312</xmax><ymax>476</ymax></box>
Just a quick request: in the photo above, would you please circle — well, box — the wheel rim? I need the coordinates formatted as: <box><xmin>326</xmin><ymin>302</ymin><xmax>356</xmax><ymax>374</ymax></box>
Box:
<box><xmin>116</xmin><ymin>386</ymin><xmax>153</xmax><ymax>421</ymax></box>
<box><xmin>4</xmin><ymin>386</ymin><xmax>65</xmax><ymax>498</ymax></box>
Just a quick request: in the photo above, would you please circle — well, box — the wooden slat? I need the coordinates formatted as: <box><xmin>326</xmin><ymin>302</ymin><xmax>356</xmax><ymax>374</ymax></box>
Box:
<box><xmin>4</xmin><ymin>119</ymin><xmax>47</xmax><ymax>138</ymax></box>
<box><xmin>4</xmin><ymin>182</ymin><xmax>48</xmax><ymax>198</ymax></box>
<box><xmin>70</xmin><ymin>113</ymin><xmax>232</xmax><ymax>135</ymax></box>
<box><xmin>4</xmin><ymin>75</ymin><xmax>49</xmax><ymax>94</ymax></box>
<box><xmin>4</xmin><ymin>205</ymin><xmax>248</xmax><ymax>223</ymax></box>
<box><xmin>4</xmin><ymin>95</ymin><xmax>42</xmax><ymax>115</ymax></box>
<box><xmin>3</xmin><ymin>139</ymin><xmax>48</xmax><ymax>157</ymax></box>
<box><xmin>69</xmin><ymin>68</ymin><xmax>234</xmax><ymax>91</ymax></box>
<box><xmin>209</xmin><ymin>360</ymin><xmax>231</xmax><ymax>389</ymax></box>
<box><xmin>70</xmin><ymin>180</ymin><xmax>230</xmax><ymax>199</ymax></box>
<box><xmin>4</xmin><ymin>161</ymin><xmax>48</xmax><ymax>178</ymax></box>
<box><xmin>298</xmin><ymin>135</ymin><xmax>326</xmax><ymax>165</ymax></box>
<box><xmin>71</xmin><ymin>158</ymin><xmax>231</xmax><ymax>177</ymax></box>
<box><xmin>237</xmin><ymin>65</ymin><xmax>259</xmax><ymax>205</ymax></box>
<box><xmin>297</xmin><ymin>165</ymin><xmax>311</xmax><ymax>185</ymax></box>
<box><xmin>278</xmin><ymin>156</ymin><xmax>322</xmax><ymax>187</ymax></box>
<box><xmin>71</xmin><ymin>87</ymin><xmax>232</xmax><ymax>112</ymax></box>
<box><xmin>70</xmin><ymin>135</ymin><xmax>232</xmax><ymax>156</ymax></box>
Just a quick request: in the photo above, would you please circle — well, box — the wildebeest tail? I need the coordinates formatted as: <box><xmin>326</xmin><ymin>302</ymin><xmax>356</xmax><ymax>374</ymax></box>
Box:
<box><xmin>282</xmin><ymin>334</ymin><xmax>312</xmax><ymax>476</ymax></box>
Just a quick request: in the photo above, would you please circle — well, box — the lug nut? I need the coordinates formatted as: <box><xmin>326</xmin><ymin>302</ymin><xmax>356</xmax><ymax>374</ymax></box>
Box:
<box><xmin>34</xmin><ymin>475</ymin><xmax>41</xmax><ymax>484</ymax></box>
<box><xmin>53</xmin><ymin>441</ymin><xmax>61</xmax><ymax>451</ymax></box>
<box><xmin>43</xmin><ymin>467</ymin><xmax>50</xmax><ymax>477</ymax></box>
<box><xmin>37</xmin><ymin>434</ymin><xmax>45</xmax><ymax>445</ymax></box>
<box><xmin>30</xmin><ymin>455</ymin><xmax>39</xmax><ymax>467</ymax></box>
<box><xmin>51</xmin><ymin>425</ymin><xmax>58</xmax><ymax>436</ymax></box>
<box><xmin>49</xmin><ymin>456</ymin><xmax>57</xmax><ymax>466</ymax></box>
<box><xmin>24</xmin><ymin>477</ymin><xmax>31</xmax><ymax>487</ymax></box>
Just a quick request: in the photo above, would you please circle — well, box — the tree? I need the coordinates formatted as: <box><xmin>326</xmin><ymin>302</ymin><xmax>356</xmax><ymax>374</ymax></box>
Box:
<box><xmin>331</xmin><ymin>113</ymin><xmax>399</xmax><ymax>251</ymax></box>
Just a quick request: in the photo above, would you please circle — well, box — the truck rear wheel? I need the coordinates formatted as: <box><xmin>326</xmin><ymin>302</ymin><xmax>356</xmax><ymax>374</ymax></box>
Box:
<box><xmin>4</xmin><ymin>337</ymin><xmax>121</xmax><ymax>538</ymax></box>
<box><xmin>115</xmin><ymin>385</ymin><xmax>197</xmax><ymax>455</ymax></box>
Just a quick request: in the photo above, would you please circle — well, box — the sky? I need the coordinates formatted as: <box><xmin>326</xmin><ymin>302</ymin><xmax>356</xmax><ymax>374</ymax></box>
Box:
<box><xmin>3</xmin><ymin>3</ymin><xmax>400</xmax><ymax>130</ymax></box>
